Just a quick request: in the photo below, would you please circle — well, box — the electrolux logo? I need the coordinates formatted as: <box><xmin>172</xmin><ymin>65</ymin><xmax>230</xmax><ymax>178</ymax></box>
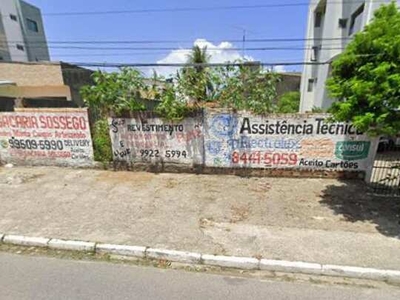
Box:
<box><xmin>210</xmin><ymin>114</ymin><xmax>238</xmax><ymax>138</ymax></box>
<box><xmin>0</xmin><ymin>139</ymin><xmax>8</xmax><ymax>149</ymax></box>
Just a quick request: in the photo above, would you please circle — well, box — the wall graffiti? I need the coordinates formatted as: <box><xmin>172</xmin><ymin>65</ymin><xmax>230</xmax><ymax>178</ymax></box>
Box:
<box><xmin>204</xmin><ymin>111</ymin><xmax>377</xmax><ymax>171</ymax></box>
<box><xmin>0</xmin><ymin>109</ymin><xmax>94</xmax><ymax>166</ymax></box>
<box><xmin>109</xmin><ymin>114</ymin><xmax>204</xmax><ymax>165</ymax></box>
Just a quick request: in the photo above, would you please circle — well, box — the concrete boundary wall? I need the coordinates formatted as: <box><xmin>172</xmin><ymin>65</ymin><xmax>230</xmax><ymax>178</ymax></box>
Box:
<box><xmin>0</xmin><ymin>108</ymin><xmax>94</xmax><ymax>167</ymax></box>
<box><xmin>110</xmin><ymin>110</ymin><xmax>378</xmax><ymax>179</ymax></box>
<box><xmin>109</xmin><ymin>111</ymin><xmax>204</xmax><ymax>172</ymax></box>
<box><xmin>0</xmin><ymin>108</ymin><xmax>376</xmax><ymax>177</ymax></box>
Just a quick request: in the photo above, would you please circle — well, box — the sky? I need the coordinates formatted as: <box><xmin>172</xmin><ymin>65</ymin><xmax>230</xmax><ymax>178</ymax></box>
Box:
<box><xmin>26</xmin><ymin>0</ymin><xmax>310</xmax><ymax>76</ymax></box>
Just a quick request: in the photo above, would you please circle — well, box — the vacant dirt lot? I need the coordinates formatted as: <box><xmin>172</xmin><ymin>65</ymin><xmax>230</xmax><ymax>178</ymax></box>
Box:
<box><xmin>0</xmin><ymin>166</ymin><xmax>399</xmax><ymax>269</ymax></box>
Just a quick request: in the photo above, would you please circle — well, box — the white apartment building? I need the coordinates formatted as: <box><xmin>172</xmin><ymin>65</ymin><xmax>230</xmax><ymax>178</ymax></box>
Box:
<box><xmin>0</xmin><ymin>0</ymin><xmax>49</xmax><ymax>62</ymax></box>
<box><xmin>300</xmin><ymin>0</ymin><xmax>400</xmax><ymax>112</ymax></box>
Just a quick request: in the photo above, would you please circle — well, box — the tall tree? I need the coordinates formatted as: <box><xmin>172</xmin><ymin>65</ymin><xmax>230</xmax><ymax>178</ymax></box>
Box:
<box><xmin>178</xmin><ymin>46</ymin><xmax>212</xmax><ymax>103</ymax></box>
<box><xmin>326</xmin><ymin>2</ymin><xmax>400</xmax><ymax>135</ymax></box>
<box><xmin>186</xmin><ymin>45</ymin><xmax>210</xmax><ymax>73</ymax></box>
<box><xmin>211</xmin><ymin>63</ymin><xmax>280</xmax><ymax>114</ymax></box>
<box><xmin>80</xmin><ymin>67</ymin><xmax>146</xmax><ymax>117</ymax></box>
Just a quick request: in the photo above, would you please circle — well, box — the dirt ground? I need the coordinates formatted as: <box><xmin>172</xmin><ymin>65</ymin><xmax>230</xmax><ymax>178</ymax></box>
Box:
<box><xmin>0</xmin><ymin>166</ymin><xmax>399</xmax><ymax>269</ymax></box>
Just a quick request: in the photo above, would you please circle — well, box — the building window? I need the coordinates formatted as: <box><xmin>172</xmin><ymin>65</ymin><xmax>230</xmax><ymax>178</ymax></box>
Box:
<box><xmin>10</xmin><ymin>14</ymin><xmax>18</xmax><ymax>22</ymax></box>
<box><xmin>349</xmin><ymin>4</ymin><xmax>364</xmax><ymax>36</ymax></box>
<box><xmin>0</xmin><ymin>56</ymin><xmax>3</xmax><ymax>61</ymax></box>
<box><xmin>311</xmin><ymin>46</ymin><xmax>319</xmax><ymax>62</ymax></box>
<box><xmin>16</xmin><ymin>44</ymin><xmax>24</xmax><ymax>51</ymax></box>
<box><xmin>314</xmin><ymin>1</ymin><xmax>326</xmax><ymax>28</ymax></box>
<box><xmin>315</xmin><ymin>12</ymin><xmax>323</xmax><ymax>27</ymax></box>
<box><xmin>26</xmin><ymin>18</ymin><xmax>39</xmax><ymax>32</ymax></box>
<box><xmin>339</xmin><ymin>18</ymin><xmax>348</xmax><ymax>29</ymax></box>
<box><xmin>307</xmin><ymin>78</ymin><xmax>315</xmax><ymax>92</ymax></box>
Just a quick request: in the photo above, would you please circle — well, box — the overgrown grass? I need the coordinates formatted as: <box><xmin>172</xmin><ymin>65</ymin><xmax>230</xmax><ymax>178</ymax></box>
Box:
<box><xmin>93</xmin><ymin>119</ymin><xmax>113</xmax><ymax>164</ymax></box>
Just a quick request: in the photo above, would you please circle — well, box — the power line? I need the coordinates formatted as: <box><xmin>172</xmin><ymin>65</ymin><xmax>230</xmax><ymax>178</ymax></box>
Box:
<box><xmin>43</xmin><ymin>52</ymin><xmax>315</xmax><ymax>58</ymax></box>
<box><xmin>5</xmin><ymin>37</ymin><xmax>352</xmax><ymax>45</ymax></box>
<box><xmin>14</xmin><ymin>45</ymin><xmax>345</xmax><ymax>51</ymax></box>
<box><xmin>42</xmin><ymin>3</ymin><xmax>310</xmax><ymax>16</ymax></box>
<box><xmin>58</xmin><ymin>54</ymin><xmax>379</xmax><ymax>70</ymax></box>
<box><xmin>9</xmin><ymin>53</ymin><xmax>170</xmax><ymax>58</ymax></box>
<box><xmin>3</xmin><ymin>1</ymin><xmax>389</xmax><ymax>17</ymax></box>
<box><xmin>41</xmin><ymin>61</ymin><xmax>326</xmax><ymax>73</ymax></box>
<box><xmin>69</xmin><ymin>61</ymin><xmax>330</xmax><ymax>68</ymax></box>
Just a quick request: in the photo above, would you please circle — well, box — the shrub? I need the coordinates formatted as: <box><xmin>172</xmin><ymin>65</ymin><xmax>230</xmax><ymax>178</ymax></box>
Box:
<box><xmin>92</xmin><ymin>119</ymin><xmax>112</xmax><ymax>164</ymax></box>
<box><xmin>277</xmin><ymin>91</ymin><xmax>300</xmax><ymax>113</ymax></box>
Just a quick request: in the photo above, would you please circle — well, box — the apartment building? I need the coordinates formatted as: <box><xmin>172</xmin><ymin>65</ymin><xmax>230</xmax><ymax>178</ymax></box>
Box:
<box><xmin>299</xmin><ymin>0</ymin><xmax>400</xmax><ymax>112</ymax></box>
<box><xmin>0</xmin><ymin>0</ymin><xmax>49</xmax><ymax>62</ymax></box>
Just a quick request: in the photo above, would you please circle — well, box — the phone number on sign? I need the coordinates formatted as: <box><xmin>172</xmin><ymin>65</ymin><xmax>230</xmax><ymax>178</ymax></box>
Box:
<box><xmin>8</xmin><ymin>138</ymin><xmax>64</xmax><ymax>150</ymax></box>
<box><xmin>232</xmin><ymin>151</ymin><xmax>298</xmax><ymax>165</ymax></box>
<box><xmin>140</xmin><ymin>149</ymin><xmax>188</xmax><ymax>159</ymax></box>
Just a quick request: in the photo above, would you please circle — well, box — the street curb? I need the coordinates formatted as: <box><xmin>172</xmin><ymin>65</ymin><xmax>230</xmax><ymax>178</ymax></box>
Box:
<box><xmin>321</xmin><ymin>265</ymin><xmax>400</xmax><ymax>281</ymax></box>
<box><xmin>3</xmin><ymin>235</ymin><xmax>49</xmax><ymax>248</ymax></box>
<box><xmin>96</xmin><ymin>244</ymin><xmax>146</xmax><ymax>258</ymax></box>
<box><xmin>1</xmin><ymin>233</ymin><xmax>400</xmax><ymax>283</ymax></box>
<box><xmin>260</xmin><ymin>259</ymin><xmax>322</xmax><ymax>274</ymax></box>
<box><xmin>48</xmin><ymin>239</ymin><xmax>96</xmax><ymax>252</ymax></box>
<box><xmin>146</xmin><ymin>248</ymin><xmax>201</xmax><ymax>264</ymax></box>
<box><xmin>202</xmin><ymin>254</ymin><xmax>259</xmax><ymax>270</ymax></box>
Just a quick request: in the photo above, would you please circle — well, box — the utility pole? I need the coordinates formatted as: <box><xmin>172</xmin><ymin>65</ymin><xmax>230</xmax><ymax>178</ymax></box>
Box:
<box><xmin>242</xmin><ymin>29</ymin><xmax>246</xmax><ymax>57</ymax></box>
<box><xmin>231</xmin><ymin>26</ymin><xmax>250</xmax><ymax>57</ymax></box>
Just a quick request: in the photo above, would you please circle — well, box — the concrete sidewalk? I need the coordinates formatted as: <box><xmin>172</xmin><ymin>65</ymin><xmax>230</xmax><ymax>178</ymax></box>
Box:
<box><xmin>0</xmin><ymin>166</ymin><xmax>399</xmax><ymax>270</ymax></box>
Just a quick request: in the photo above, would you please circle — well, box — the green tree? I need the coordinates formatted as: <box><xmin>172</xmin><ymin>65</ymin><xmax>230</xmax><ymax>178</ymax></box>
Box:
<box><xmin>81</xmin><ymin>67</ymin><xmax>147</xmax><ymax>117</ymax></box>
<box><xmin>81</xmin><ymin>68</ymin><xmax>149</xmax><ymax>162</ymax></box>
<box><xmin>155</xmin><ymin>84</ymin><xmax>193</xmax><ymax>121</ymax></box>
<box><xmin>178</xmin><ymin>45</ymin><xmax>213</xmax><ymax>103</ymax></box>
<box><xmin>277</xmin><ymin>91</ymin><xmax>300</xmax><ymax>113</ymax></box>
<box><xmin>212</xmin><ymin>63</ymin><xmax>280</xmax><ymax>114</ymax></box>
<box><xmin>326</xmin><ymin>2</ymin><xmax>400</xmax><ymax>135</ymax></box>
<box><xmin>187</xmin><ymin>45</ymin><xmax>210</xmax><ymax>73</ymax></box>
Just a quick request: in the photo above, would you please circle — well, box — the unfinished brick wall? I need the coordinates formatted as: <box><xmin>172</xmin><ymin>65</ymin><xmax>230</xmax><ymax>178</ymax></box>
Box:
<box><xmin>0</xmin><ymin>62</ymin><xmax>63</xmax><ymax>86</ymax></box>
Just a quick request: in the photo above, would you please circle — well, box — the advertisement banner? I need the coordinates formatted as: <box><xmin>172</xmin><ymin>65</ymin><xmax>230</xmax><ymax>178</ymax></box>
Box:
<box><xmin>0</xmin><ymin>109</ymin><xmax>94</xmax><ymax>166</ymax></box>
<box><xmin>204</xmin><ymin>111</ymin><xmax>376</xmax><ymax>171</ymax></box>
<box><xmin>109</xmin><ymin>114</ymin><xmax>204</xmax><ymax>165</ymax></box>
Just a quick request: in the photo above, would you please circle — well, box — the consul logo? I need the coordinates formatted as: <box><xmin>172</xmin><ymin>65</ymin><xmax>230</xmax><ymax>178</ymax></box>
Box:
<box><xmin>335</xmin><ymin>141</ymin><xmax>371</xmax><ymax>160</ymax></box>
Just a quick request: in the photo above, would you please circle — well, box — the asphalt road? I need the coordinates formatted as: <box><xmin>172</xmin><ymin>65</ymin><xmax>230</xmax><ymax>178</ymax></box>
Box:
<box><xmin>1</xmin><ymin>253</ymin><xmax>400</xmax><ymax>300</ymax></box>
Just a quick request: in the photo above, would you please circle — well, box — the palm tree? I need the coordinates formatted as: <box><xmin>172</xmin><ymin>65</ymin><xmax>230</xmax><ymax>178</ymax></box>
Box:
<box><xmin>186</xmin><ymin>45</ymin><xmax>210</xmax><ymax>73</ymax></box>
<box><xmin>182</xmin><ymin>46</ymin><xmax>213</xmax><ymax>103</ymax></box>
